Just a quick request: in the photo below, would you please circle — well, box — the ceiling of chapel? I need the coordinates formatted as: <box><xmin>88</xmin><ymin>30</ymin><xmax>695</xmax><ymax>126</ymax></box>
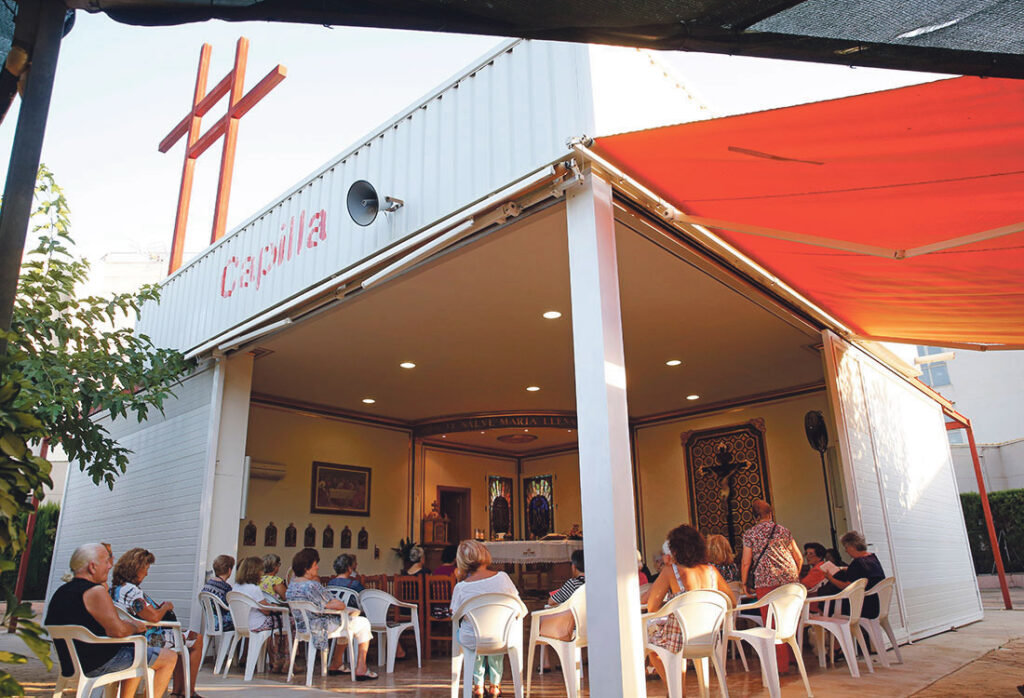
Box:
<box><xmin>250</xmin><ymin>201</ymin><xmax>825</xmax><ymax>441</ymax></box>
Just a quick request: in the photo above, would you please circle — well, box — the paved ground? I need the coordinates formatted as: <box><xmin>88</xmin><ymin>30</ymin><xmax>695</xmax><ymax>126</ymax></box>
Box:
<box><xmin>5</xmin><ymin>588</ymin><xmax>1022</xmax><ymax>697</ymax></box>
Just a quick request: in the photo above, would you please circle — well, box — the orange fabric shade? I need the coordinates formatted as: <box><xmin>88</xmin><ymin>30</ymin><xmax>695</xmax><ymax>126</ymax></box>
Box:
<box><xmin>593</xmin><ymin>77</ymin><xmax>1024</xmax><ymax>348</ymax></box>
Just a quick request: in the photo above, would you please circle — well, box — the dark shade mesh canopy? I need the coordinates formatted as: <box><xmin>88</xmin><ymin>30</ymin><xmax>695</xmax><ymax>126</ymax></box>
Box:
<box><xmin>67</xmin><ymin>0</ymin><xmax>1024</xmax><ymax>79</ymax></box>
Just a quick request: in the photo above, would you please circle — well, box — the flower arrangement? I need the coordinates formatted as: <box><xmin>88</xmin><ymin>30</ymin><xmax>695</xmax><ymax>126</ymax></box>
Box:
<box><xmin>392</xmin><ymin>537</ymin><xmax>418</xmax><ymax>564</ymax></box>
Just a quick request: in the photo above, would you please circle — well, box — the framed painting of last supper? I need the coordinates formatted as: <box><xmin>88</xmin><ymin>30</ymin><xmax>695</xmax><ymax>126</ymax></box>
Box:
<box><xmin>311</xmin><ymin>462</ymin><xmax>372</xmax><ymax>516</ymax></box>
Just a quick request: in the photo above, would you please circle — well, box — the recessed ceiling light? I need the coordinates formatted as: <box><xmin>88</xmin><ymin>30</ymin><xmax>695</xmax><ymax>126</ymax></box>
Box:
<box><xmin>542</xmin><ymin>311</ymin><xmax>562</xmax><ymax>319</ymax></box>
<box><xmin>362</xmin><ymin>398</ymin><xmax>376</xmax><ymax>404</ymax></box>
<box><xmin>686</xmin><ymin>394</ymin><xmax>700</xmax><ymax>401</ymax></box>
<box><xmin>524</xmin><ymin>429</ymin><xmax>529</xmax><ymax>432</ymax></box>
<box><xmin>666</xmin><ymin>359</ymin><xmax>682</xmax><ymax>367</ymax></box>
<box><xmin>526</xmin><ymin>386</ymin><xmax>541</xmax><ymax>392</ymax></box>
<box><xmin>480</xmin><ymin>431</ymin><xmax>485</xmax><ymax>435</ymax></box>
<box><xmin>399</xmin><ymin>361</ymin><xmax>416</xmax><ymax>369</ymax></box>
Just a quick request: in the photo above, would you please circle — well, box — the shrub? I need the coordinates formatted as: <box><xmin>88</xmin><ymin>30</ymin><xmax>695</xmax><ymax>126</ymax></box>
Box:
<box><xmin>959</xmin><ymin>489</ymin><xmax>1024</xmax><ymax>574</ymax></box>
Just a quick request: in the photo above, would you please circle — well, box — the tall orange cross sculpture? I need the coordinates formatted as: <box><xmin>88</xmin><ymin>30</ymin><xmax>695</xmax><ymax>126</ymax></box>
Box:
<box><xmin>160</xmin><ymin>38</ymin><xmax>286</xmax><ymax>274</ymax></box>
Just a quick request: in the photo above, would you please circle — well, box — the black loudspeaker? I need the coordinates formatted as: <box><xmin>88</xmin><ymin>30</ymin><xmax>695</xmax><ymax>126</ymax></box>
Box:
<box><xmin>805</xmin><ymin>410</ymin><xmax>829</xmax><ymax>454</ymax></box>
<box><xmin>806</xmin><ymin>409</ymin><xmax>839</xmax><ymax>551</ymax></box>
<box><xmin>346</xmin><ymin>180</ymin><xmax>379</xmax><ymax>227</ymax></box>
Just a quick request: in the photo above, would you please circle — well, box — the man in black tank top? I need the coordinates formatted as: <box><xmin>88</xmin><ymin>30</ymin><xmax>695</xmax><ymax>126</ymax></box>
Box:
<box><xmin>45</xmin><ymin>543</ymin><xmax>176</xmax><ymax>696</ymax></box>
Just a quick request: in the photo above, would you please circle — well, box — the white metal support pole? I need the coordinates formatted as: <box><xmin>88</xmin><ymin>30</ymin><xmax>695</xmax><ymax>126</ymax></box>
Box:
<box><xmin>565</xmin><ymin>171</ymin><xmax>645</xmax><ymax>696</ymax></box>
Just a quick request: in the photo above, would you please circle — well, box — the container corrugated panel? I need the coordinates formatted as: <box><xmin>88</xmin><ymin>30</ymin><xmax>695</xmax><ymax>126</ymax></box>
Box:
<box><xmin>46</xmin><ymin>367</ymin><xmax>216</xmax><ymax>629</ymax></box>
<box><xmin>139</xmin><ymin>40</ymin><xmax>594</xmax><ymax>353</ymax></box>
<box><xmin>827</xmin><ymin>337</ymin><xmax>983</xmax><ymax>642</ymax></box>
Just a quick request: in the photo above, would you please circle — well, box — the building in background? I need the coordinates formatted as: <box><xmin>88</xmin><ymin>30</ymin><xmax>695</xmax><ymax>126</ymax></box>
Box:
<box><xmin>902</xmin><ymin>345</ymin><xmax>1024</xmax><ymax>494</ymax></box>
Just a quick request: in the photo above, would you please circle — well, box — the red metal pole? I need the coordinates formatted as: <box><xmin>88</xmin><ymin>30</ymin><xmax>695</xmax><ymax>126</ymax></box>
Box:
<box><xmin>965</xmin><ymin>424</ymin><xmax>1013</xmax><ymax>610</ymax></box>
<box><xmin>8</xmin><ymin>440</ymin><xmax>48</xmax><ymax>632</ymax></box>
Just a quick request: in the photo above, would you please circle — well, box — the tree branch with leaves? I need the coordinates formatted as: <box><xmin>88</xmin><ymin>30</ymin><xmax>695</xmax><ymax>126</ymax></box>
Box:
<box><xmin>0</xmin><ymin>166</ymin><xmax>193</xmax><ymax>695</ymax></box>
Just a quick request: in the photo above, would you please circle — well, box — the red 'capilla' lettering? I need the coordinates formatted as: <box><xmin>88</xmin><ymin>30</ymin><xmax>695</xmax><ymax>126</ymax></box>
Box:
<box><xmin>218</xmin><ymin>208</ymin><xmax>328</xmax><ymax>299</ymax></box>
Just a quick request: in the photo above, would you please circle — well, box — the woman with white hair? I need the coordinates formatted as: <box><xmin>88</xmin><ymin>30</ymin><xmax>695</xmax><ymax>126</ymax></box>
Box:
<box><xmin>404</xmin><ymin>546</ymin><xmax>431</xmax><ymax>575</ymax></box>
<box><xmin>820</xmin><ymin>530</ymin><xmax>886</xmax><ymax>618</ymax></box>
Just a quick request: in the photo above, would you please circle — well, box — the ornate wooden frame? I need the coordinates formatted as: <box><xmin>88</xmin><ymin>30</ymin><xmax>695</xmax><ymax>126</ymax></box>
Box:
<box><xmin>682</xmin><ymin>419</ymin><xmax>772</xmax><ymax>551</ymax></box>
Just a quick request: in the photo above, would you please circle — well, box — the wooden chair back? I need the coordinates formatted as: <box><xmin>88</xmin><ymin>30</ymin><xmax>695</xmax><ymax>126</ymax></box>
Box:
<box><xmin>393</xmin><ymin>574</ymin><xmax>425</xmax><ymax>639</ymax></box>
<box><xmin>393</xmin><ymin>575</ymin><xmax>424</xmax><ymax>607</ymax></box>
<box><xmin>424</xmin><ymin>574</ymin><xmax>456</xmax><ymax>658</ymax></box>
<box><xmin>361</xmin><ymin>574</ymin><xmax>388</xmax><ymax>591</ymax></box>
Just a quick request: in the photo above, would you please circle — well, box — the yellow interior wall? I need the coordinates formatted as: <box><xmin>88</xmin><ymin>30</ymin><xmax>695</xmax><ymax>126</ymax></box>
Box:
<box><xmin>634</xmin><ymin>392</ymin><xmax>836</xmax><ymax>569</ymax></box>
<box><xmin>420</xmin><ymin>445</ymin><xmax>517</xmax><ymax>539</ymax></box>
<box><xmin>521</xmin><ymin>451</ymin><xmax>582</xmax><ymax>537</ymax></box>
<box><xmin>239</xmin><ymin>405</ymin><xmax>412</xmax><ymax>575</ymax></box>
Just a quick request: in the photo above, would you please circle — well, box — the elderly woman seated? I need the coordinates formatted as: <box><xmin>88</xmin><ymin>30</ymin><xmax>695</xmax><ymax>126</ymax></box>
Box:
<box><xmin>259</xmin><ymin>553</ymin><xmax>287</xmax><ymax>601</ymax></box>
<box><xmin>285</xmin><ymin>548</ymin><xmax>377</xmax><ymax>681</ymax></box>
<box><xmin>327</xmin><ymin>554</ymin><xmax>365</xmax><ymax>608</ymax></box>
<box><xmin>818</xmin><ymin>530</ymin><xmax>886</xmax><ymax>618</ymax></box>
<box><xmin>110</xmin><ymin>548</ymin><xmax>204</xmax><ymax>698</ymax></box>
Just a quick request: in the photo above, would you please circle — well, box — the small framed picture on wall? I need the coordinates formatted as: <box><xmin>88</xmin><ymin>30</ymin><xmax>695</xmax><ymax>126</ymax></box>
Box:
<box><xmin>311</xmin><ymin>462</ymin><xmax>372</xmax><ymax>516</ymax></box>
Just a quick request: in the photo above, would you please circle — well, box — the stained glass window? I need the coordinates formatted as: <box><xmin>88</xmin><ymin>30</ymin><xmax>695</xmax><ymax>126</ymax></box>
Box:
<box><xmin>488</xmin><ymin>476</ymin><xmax>514</xmax><ymax>539</ymax></box>
<box><xmin>523</xmin><ymin>475</ymin><xmax>554</xmax><ymax>540</ymax></box>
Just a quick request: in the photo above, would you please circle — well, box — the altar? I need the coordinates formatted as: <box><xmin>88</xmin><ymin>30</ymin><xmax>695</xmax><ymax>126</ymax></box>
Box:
<box><xmin>483</xmin><ymin>540</ymin><xmax>583</xmax><ymax>595</ymax></box>
<box><xmin>483</xmin><ymin>539</ymin><xmax>583</xmax><ymax>564</ymax></box>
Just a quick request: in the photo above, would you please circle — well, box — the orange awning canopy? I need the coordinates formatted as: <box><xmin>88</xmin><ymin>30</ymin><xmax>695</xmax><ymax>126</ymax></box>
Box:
<box><xmin>592</xmin><ymin>77</ymin><xmax>1024</xmax><ymax>349</ymax></box>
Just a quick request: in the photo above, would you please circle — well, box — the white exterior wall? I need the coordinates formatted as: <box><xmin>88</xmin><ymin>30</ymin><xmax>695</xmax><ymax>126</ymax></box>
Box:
<box><xmin>138</xmin><ymin>40</ymin><xmax>594</xmax><ymax>354</ymax></box>
<box><xmin>886</xmin><ymin>343</ymin><xmax>1024</xmax><ymax>493</ymax></box>
<box><xmin>47</xmin><ymin>366</ymin><xmax>220</xmax><ymax>629</ymax></box>
<box><xmin>825</xmin><ymin>333</ymin><xmax>983</xmax><ymax>641</ymax></box>
<box><xmin>940</xmin><ymin>350</ymin><xmax>1024</xmax><ymax>445</ymax></box>
<box><xmin>952</xmin><ymin>438</ymin><xmax>1024</xmax><ymax>494</ymax></box>
<box><xmin>200</xmin><ymin>353</ymin><xmax>254</xmax><ymax>574</ymax></box>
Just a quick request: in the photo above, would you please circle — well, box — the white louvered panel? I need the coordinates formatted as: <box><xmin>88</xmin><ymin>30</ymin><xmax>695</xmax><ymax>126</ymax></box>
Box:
<box><xmin>46</xmin><ymin>368</ymin><xmax>217</xmax><ymax>630</ymax></box>
<box><xmin>826</xmin><ymin>340</ymin><xmax>907</xmax><ymax>639</ymax></box>
<box><xmin>138</xmin><ymin>40</ymin><xmax>590</xmax><ymax>354</ymax></box>
<box><xmin>857</xmin><ymin>351</ymin><xmax>984</xmax><ymax>639</ymax></box>
<box><xmin>826</xmin><ymin>334</ymin><xmax>982</xmax><ymax>642</ymax></box>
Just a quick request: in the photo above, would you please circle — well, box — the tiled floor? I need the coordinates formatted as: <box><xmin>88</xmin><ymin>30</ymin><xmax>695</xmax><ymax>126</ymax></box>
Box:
<box><xmin>7</xmin><ymin>588</ymin><xmax>1023</xmax><ymax>697</ymax></box>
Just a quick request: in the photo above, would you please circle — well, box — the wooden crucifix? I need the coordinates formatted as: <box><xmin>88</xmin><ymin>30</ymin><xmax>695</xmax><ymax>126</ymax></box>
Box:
<box><xmin>159</xmin><ymin>38</ymin><xmax>286</xmax><ymax>274</ymax></box>
<box><xmin>700</xmin><ymin>442</ymin><xmax>753</xmax><ymax>547</ymax></box>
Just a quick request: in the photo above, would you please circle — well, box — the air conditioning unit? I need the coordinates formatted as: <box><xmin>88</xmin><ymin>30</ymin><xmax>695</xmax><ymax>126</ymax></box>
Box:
<box><xmin>249</xmin><ymin>460</ymin><xmax>287</xmax><ymax>481</ymax></box>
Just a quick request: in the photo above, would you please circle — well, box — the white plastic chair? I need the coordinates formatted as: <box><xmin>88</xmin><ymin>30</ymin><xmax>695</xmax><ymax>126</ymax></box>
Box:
<box><xmin>197</xmin><ymin>591</ymin><xmax>235</xmax><ymax>674</ymax></box>
<box><xmin>642</xmin><ymin>589</ymin><xmax>730</xmax><ymax>698</ymax></box>
<box><xmin>360</xmin><ymin>589</ymin><xmax>422</xmax><ymax>673</ymax></box>
<box><xmin>286</xmin><ymin>600</ymin><xmax>357</xmax><ymax>685</ymax></box>
<box><xmin>729</xmin><ymin>583</ymin><xmax>813</xmax><ymax>698</ymax></box>
<box><xmin>114</xmin><ymin>607</ymin><xmax>191</xmax><ymax>698</ymax></box>
<box><xmin>860</xmin><ymin>577</ymin><xmax>903</xmax><ymax>667</ymax></box>
<box><xmin>721</xmin><ymin>595</ymin><xmax>750</xmax><ymax>673</ymax></box>
<box><xmin>801</xmin><ymin>578</ymin><xmax>873</xmax><ymax>678</ymax></box>
<box><xmin>222</xmin><ymin>591</ymin><xmax>275</xmax><ymax>681</ymax></box>
<box><xmin>451</xmin><ymin>592</ymin><xmax>528</xmax><ymax>698</ymax></box>
<box><xmin>48</xmin><ymin>625</ymin><xmax>154</xmax><ymax>698</ymax></box>
<box><xmin>327</xmin><ymin>586</ymin><xmax>361</xmax><ymax>609</ymax></box>
<box><xmin>526</xmin><ymin>586</ymin><xmax>587</xmax><ymax>698</ymax></box>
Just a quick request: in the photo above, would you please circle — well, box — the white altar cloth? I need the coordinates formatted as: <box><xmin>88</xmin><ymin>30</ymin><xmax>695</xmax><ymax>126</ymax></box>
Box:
<box><xmin>483</xmin><ymin>540</ymin><xmax>583</xmax><ymax>564</ymax></box>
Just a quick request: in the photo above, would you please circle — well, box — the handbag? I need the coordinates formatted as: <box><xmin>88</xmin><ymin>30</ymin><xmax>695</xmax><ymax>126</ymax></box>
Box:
<box><xmin>746</xmin><ymin>522</ymin><xmax>778</xmax><ymax>590</ymax></box>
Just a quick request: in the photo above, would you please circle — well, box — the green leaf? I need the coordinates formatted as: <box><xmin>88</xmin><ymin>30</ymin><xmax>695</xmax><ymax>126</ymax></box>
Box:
<box><xmin>0</xmin><ymin>434</ymin><xmax>26</xmax><ymax>460</ymax></box>
<box><xmin>0</xmin><ymin>671</ymin><xmax>26</xmax><ymax>696</ymax></box>
<box><xmin>0</xmin><ymin>652</ymin><xmax>26</xmax><ymax>664</ymax></box>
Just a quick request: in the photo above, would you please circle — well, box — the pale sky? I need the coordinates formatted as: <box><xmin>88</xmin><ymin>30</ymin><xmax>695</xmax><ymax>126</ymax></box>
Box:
<box><xmin>0</xmin><ymin>12</ymin><xmax>942</xmax><ymax>264</ymax></box>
